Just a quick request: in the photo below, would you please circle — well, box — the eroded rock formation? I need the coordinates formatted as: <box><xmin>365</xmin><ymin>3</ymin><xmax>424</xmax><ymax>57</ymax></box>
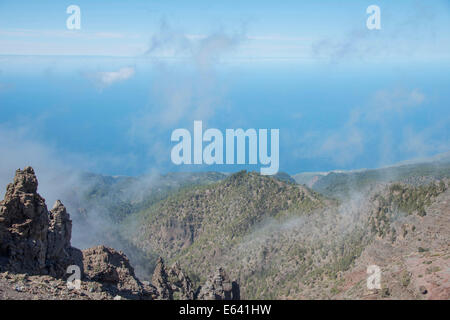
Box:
<box><xmin>0</xmin><ymin>167</ymin><xmax>61</xmax><ymax>276</ymax></box>
<box><xmin>151</xmin><ymin>257</ymin><xmax>196</xmax><ymax>299</ymax></box>
<box><xmin>197</xmin><ymin>267</ymin><xmax>240</xmax><ymax>300</ymax></box>
<box><xmin>82</xmin><ymin>245</ymin><xmax>157</xmax><ymax>299</ymax></box>
<box><xmin>0</xmin><ymin>167</ymin><xmax>239</xmax><ymax>300</ymax></box>
<box><xmin>0</xmin><ymin>167</ymin><xmax>154</xmax><ymax>298</ymax></box>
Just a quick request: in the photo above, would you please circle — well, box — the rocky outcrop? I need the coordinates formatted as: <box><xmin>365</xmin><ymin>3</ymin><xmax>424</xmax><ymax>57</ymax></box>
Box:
<box><xmin>0</xmin><ymin>167</ymin><xmax>59</xmax><ymax>275</ymax></box>
<box><xmin>167</xmin><ymin>262</ymin><xmax>196</xmax><ymax>299</ymax></box>
<box><xmin>46</xmin><ymin>200</ymin><xmax>74</xmax><ymax>277</ymax></box>
<box><xmin>81</xmin><ymin>245</ymin><xmax>156</xmax><ymax>299</ymax></box>
<box><xmin>151</xmin><ymin>257</ymin><xmax>172</xmax><ymax>299</ymax></box>
<box><xmin>0</xmin><ymin>167</ymin><xmax>240</xmax><ymax>300</ymax></box>
<box><xmin>197</xmin><ymin>267</ymin><xmax>240</xmax><ymax>300</ymax></box>
<box><xmin>0</xmin><ymin>167</ymin><xmax>155</xmax><ymax>299</ymax></box>
<box><xmin>151</xmin><ymin>257</ymin><xmax>196</xmax><ymax>299</ymax></box>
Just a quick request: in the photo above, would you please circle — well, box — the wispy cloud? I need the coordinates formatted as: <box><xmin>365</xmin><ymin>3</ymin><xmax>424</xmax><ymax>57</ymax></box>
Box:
<box><xmin>85</xmin><ymin>66</ymin><xmax>135</xmax><ymax>90</ymax></box>
<box><xmin>0</xmin><ymin>28</ymin><xmax>145</xmax><ymax>56</ymax></box>
<box><xmin>294</xmin><ymin>88</ymin><xmax>431</xmax><ymax>167</ymax></box>
<box><xmin>0</xmin><ymin>124</ymin><xmax>91</xmax><ymax>198</ymax></box>
<box><xmin>145</xmin><ymin>19</ymin><xmax>243</xmax><ymax>62</ymax></box>
<box><xmin>311</xmin><ymin>2</ymin><xmax>448</xmax><ymax>63</ymax></box>
<box><xmin>0</xmin><ymin>29</ymin><xmax>138</xmax><ymax>40</ymax></box>
<box><xmin>365</xmin><ymin>88</ymin><xmax>425</xmax><ymax>121</ymax></box>
<box><xmin>401</xmin><ymin>121</ymin><xmax>450</xmax><ymax>158</ymax></box>
<box><xmin>132</xmin><ymin>20</ymin><xmax>242</xmax><ymax>129</ymax></box>
<box><xmin>125</xmin><ymin>21</ymin><xmax>244</xmax><ymax>166</ymax></box>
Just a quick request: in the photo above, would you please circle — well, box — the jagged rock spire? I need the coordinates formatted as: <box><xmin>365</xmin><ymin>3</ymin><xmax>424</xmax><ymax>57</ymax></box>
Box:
<box><xmin>168</xmin><ymin>261</ymin><xmax>195</xmax><ymax>299</ymax></box>
<box><xmin>46</xmin><ymin>199</ymin><xmax>74</xmax><ymax>276</ymax></box>
<box><xmin>197</xmin><ymin>267</ymin><xmax>240</xmax><ymax>300</ymax></box>
<box><xmin>10</xmin><ymin>166</ymin><xmax>38</xmax><ymax>193</ymax></box>
<box><xmin>150</xmin><ymin>258</ymin><xmax>198</xmax><ymax>299</ymax></box>
<box><xmin>0</xmin><ymin>167</ymin><xmax>240</xmax><ymax>300</ymax></box>
<box><xmin>151</xmin><ymin>257</ymin><xmax>172</xmax><ymax>299</ymax></box>
<box><xmin>0</xmin><ymin>167</ymin><xmax>75</xmax><ymax>277</ymax></box>
<box><xmin>0</xmin><ymin>167</ymin><xmax>50</xmax><ymax>274</ymax></box>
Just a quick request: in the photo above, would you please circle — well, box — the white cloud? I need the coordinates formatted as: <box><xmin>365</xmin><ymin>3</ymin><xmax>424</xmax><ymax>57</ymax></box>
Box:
<box><xmin>401</xmin><ymin>122</ymin><xmax>450</xmax><ymax>158</ymax></box>
<box><xmin>364</xmin><ymin>88</ymin><xmax>425</xmax><ymax>122</ymax></box>
<box><xmin>88</xmin><ymin>66</ymin><xmax>135</xmax><ymax>89</ymax></box>
<box><xmin>294</xmin><ymin>88</ymin><xmax>429</xmax><ymax>167</ymax></box>
<box><xmin>145</xmin><ymin>19</ymin><xmax>242</xmax><ymax>63</ymax></box>
<box><xmin>0</xmin><ymin>125</ymin><xmax>90</xmax><ymax>202</ymax></box>
<box><xmin>371</xmin><ymin>88</ymin><xmax>425</xmax><ymax>112</ymax></box>
<box><xmin>311</xmin><ymin>2</ymin><xmax>448</xmax><ymax>63</ymax></box>
<box><xmin>125</xmin><ymin>22</ymin><xmax>244</xmax><ymax>164</ymax></box>
<box><xmin>319</xmin><ymin>126</ymin><xmax>365</xmax><ymax>166</ymax></box>
<box><xmin>130</xmin><ymin>21</ymin><xmax>241</xmax><ymax>130</ymax></box>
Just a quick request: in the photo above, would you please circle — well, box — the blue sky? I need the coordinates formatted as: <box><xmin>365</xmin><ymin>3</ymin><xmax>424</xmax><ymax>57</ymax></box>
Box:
<box><xmin>0</xmin><ymin>1</ymin><xmax>449</xmax><ymax>177</ymax></box>
<box><xmin>1</xmin><ymin>0</ymin><xmax>449</xmax><ymax>59</ymax></box>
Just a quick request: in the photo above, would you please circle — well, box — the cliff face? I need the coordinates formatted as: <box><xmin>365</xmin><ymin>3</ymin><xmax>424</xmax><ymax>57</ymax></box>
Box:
<box><xmin>150</xmin><ymin>257</ymin><xmax>239</xmax><ymax>300</ymax></box>
<box><xmin>81</xmin><ymin>245</ymin><xmax>158</xmax><ymax>299</ymax></box>
<box><xmin>0</xmin><ymin>167</ymin><xmax>154</xmax><ymax>298</ymax></box>
<box><xmin>0</xmin><ymin>167</ymin><xmax>239</xmax><ymax>300</ymax></box>
<box><xmin>0</xmin><ymin>167</ymin><xmax>73</xmax><ymax>277</ymax></box>
<box><xmin>120</xmin><ymin>169</ymin><xmax>449</xmax><ymax>299</ymax></box>
<box><xmin>151</xmin><ymin>257</ymin><xmax>196</xmax><ymax>300</ymax></box>
<box><xmin>1</xmin><ymin>165</ymin><xmax>446</xmax><ymax>300</ymax></box>
<box><xmin>197</xmin><ymin>267</ymin><xmax>240</xmax><ymax>300</ymax></box>
<box><xmin>129</xmin><ymin>171</ymin><xmax>327</xmax><ymax>282</ymax></box>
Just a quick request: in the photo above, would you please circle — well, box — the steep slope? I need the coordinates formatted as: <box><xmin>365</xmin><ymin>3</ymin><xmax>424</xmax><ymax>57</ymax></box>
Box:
<box><xmin>0</xmin><ymin>167</ymin><xmax>238</xmax><ymax>300</ymax></box>
<box><xmin>0</xmin><ymin>167</ymin><xmax>157</xmax><ymax>299</ymax></box>
<box><xmin>218</xmin><ymin>179</ymin><xmax>449</xmax><ymax>299</ymax></box>
<box><xmin>123</xmin><ymin>168</ymin><xmax>449</xmax><ymax>299</ymax></box>
<box><xmin>294</xmin><ymin>160</ymin><xmax>450</xmax><ymax>200</ymax></box>
<box><xmin>124</xmin><ymin>170</ymin><xmax>330</xmax><ymax>295</ymax></box>
<box><xmin>61</xmin><ymin>170</ymin><xmax>227</xmax><ymax>279</ymax></box>
<box><xmin>76</xmin><ymin>171</ymin><xmax>227</xmax><ymax>223</ymax></box>
<box><xmin>332</xmin><ymin>180</ymin><xmax>450</xmax><ymax>300</ymax></box>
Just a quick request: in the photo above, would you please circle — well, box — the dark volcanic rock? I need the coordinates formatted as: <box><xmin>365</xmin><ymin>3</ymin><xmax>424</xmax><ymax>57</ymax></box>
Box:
<box><xmin>151</xmin><ymin>257</ymin><xmax>172</xmax><ymax>299</ymax></box>
<box><xmin>46</xmin><ymin>200</ymin><xmax>74</xmax><ymax>277</ymax></box>
<box><xmin>168</xmin><ymin>261</ymin><xmax>196</xmax><ymax>299</ymax></box>
<box><xmin>0</xmin><ymin>167</ymin><xmax>239</xmax><ymax>300</ymax></box>
<box><xmin>82</xmin><ymin>245</ymin><xmax>156</xmax><ymax>299</ymax></box>
<box><xmin>151</xmin><ymin>257</ymin><xmax>197</xmax><ymax>299</ymax></box>
<box><xmin>197</xmin><ymin>267</ymin><xmax>240</xmax><ymax>300</ymax></box>
<box><xmin>0</xmin><ymin>167</ymin><xmax>82</xmax><ymax>278</ymax></box>
<box><xmin>0</xmin><ymin>167</ymin><xmax>52</xmax><ymax>275</ymax></box>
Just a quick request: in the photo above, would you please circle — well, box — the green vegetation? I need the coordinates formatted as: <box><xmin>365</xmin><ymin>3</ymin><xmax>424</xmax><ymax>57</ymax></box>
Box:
<box><xmin>370</xmin><ymin>181</ymin><xmax>447</xmax><ymax>238</ymax></box>
<box><xmin>76</xmin><ymin>158</ymin><xmax>450</xmax><ymax>299</ymax></box>
<box><xmin>400</xmin><ymin>271</ymin><xmax>411</xmax><ymax>287</ymax></box>
<box><xmin>310</xmin><ymin>162</ymin><xmax>450</xmax><ymax>200</ymax></box>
